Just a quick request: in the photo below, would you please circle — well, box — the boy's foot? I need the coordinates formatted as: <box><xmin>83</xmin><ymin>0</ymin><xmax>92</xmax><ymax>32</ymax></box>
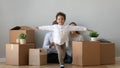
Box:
<box><xmin>60</xmin><ymin>65</ymin><xmax>64</xmax><ymax>68</ymax></box>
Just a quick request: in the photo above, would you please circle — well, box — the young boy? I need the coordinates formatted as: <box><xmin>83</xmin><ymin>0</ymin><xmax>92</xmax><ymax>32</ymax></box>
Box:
<box><xmin>34</xmin><ymin>12</ymin><xmax>92</xmax><ymax>68</ymax></box>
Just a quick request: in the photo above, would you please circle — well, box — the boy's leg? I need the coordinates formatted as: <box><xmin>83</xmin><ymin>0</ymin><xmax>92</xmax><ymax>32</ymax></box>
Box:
<box><xmin>61</xmin><ymin>43</ymin><xmax>66</xmax><ymax>62</ymax></box>
<box><xmin>55</xmin><ymin>44</ymin><xmax>65</xmax><ymax>65</ymax></box>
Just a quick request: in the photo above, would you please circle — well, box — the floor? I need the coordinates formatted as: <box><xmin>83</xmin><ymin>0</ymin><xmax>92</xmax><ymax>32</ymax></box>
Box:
<box><xmin>0</xmin><ymin>62</ymin><xmax>120</xmax><ymax>68</ymax></box>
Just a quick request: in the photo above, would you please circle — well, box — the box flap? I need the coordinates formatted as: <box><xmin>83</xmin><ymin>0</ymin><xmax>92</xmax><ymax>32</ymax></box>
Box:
<box><xmin>11</xmin><ymin>26</ymin><xmax>34</xmax><ymax>30</ymax></box>
<box><xmin>11</xmin><ymin>26</ymin><xmax>21</xmax><ymax>30</ymax></box>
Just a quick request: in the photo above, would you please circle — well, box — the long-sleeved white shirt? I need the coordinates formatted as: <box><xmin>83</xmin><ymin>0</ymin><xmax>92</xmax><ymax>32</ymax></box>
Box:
<box><xmin>38</xmin><ymin>24</ymin><xmax>87</xmax><ymax>45</ymax></box>
<box><xmin>42</xmin><ymin>32</ymin><xmax>57</xmax><ymax>54</ymax></box>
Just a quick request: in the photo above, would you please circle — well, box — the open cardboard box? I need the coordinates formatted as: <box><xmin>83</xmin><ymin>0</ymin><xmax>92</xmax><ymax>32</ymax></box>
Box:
<box><xmin>9</xmin><ymin>26</ymin><xmax>35</xmax><ymax>43</ymax></box>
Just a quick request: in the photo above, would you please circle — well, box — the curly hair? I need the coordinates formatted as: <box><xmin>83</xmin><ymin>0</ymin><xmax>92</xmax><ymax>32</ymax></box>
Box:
<box><xmin>56</xmin><ymin>12</ymin><xmax>66</xmax><ymax>21</ymax></box>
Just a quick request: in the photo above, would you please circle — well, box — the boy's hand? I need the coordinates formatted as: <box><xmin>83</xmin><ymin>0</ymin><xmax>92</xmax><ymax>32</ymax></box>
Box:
<box><xmin>32</xmin><ymin>27</ymin><xmax>39</xmax><ymax>30</ymax></box>
<box><xmin>87</xmin><ymin>28</ymin><xmax>93</xmax><ymax>32</ymax></box>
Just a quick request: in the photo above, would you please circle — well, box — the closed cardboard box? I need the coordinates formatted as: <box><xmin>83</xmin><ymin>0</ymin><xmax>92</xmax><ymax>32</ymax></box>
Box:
<box><xmin>6</xmin><ymin>43</ymin><xmax>35</xmax><ymax>65</ymax></box>
<box><xmin>9</xmin><ymin>26</ymin><xmax>35</xmax><ymax>43</ymax></box>
<box><xmin>29</xmin><ymin>48</ymin><xmax>47</xmax><ymax>66</ymax></box>
<box><xmin>100</xmin><ymin>43</ymin><xmax>115</xmax><ymax>64</ymax></box>
<box><xmin>72</xmin><ymin>41</ymin><xmax>100</xmax><ymax>66</ymax></box>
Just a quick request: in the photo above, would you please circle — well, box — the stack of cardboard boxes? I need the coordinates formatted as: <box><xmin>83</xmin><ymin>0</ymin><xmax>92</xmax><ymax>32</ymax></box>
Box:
<box><xmin>6</xmin><ymin>26</ymin><xmax>35</xmax><ymax>65</ymax></box>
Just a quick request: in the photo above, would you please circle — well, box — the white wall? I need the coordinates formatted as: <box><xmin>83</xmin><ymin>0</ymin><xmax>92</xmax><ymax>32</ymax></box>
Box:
<box><xmin>0</xmin><ymin>0</ymin><xmax>120</xmax><ymax>58</ymax></box>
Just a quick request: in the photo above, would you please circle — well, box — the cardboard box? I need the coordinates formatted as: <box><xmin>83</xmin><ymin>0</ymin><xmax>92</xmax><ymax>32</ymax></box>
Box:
<box><xmin>9</xmin><ymin>26</ymin><xmax>35</xmax><ymax>43</ymax></box>
<box><xmin>72</xmin><ymin>41</ymin><xmax>100</xmax><ymax>66</ymax></box>
<box><xmin>6</xmin><ymin>43</ymin><xmax>35</xmax><ymax>65</ymax></box>
<box><xmin>100</xmin><ymin>43</ymin><xmax>115</xmax><ymax>64</ymax></box>
<box><xmin>29</xmin><ymin>48</ymin><xmax>47</xmax><ymax>66</ymax></box>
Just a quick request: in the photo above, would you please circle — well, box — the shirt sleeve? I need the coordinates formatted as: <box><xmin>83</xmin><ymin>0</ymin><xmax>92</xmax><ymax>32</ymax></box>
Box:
<box><xmin>42</xmin><ymin>33</ymin><xmax>51</xmax><ymax>49</ymax></box>
<box><xmin>38</xmin><ymin>25</ymin><xmax>54</xmax><ymax>31</ymax></box>
<box><xmin>68</xmin><ymin>25</ymin><xmax>87</xmax><ymax>31</ymax></box>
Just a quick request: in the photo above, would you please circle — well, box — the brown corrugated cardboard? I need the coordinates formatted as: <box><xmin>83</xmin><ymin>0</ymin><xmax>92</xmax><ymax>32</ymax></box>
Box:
<box><xmin>29</xmin><ymin>48</ymin><xmax>47</xmax><ymax>66</ymax></box>
<box><xmin>72</xmin><ymin>41</ymin><xmax>100</xmax><ymax>66</ymax></box>
<box><xmin>6</xmin><ymin>43</ymin><xmax>35</xmax><ymax>65</ymax></box>
<box><xmin>100</xmin><ymin>43</ymin><xmax>115</xmax><ymax>64</ymax></box>
<box><xmin>9</xmin><ymin>26</ymin><xmax>35</xmax><ymax>43</ymax></box>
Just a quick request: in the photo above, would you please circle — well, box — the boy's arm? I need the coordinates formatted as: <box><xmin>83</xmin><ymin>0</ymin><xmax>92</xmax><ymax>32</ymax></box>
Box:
<box><xmin>87</xmin><ymin>28</ymin><xmax>93</xmax><ymax>32</ymax></box>
<box><xmin>68</xmin><ymin>25</ymin><xmax>93</xmax><ymax>31</ymax></box>
<box><xmin>68</xmin><ymin>26</ymin><xmax>87</xmax><ymax>31</ymax></box>
<box><xmin>38</xmin><ymin>26</ymin><xmax>53</xmax><ymax>31</ymax></box>
<box><xmin>32</xmin><ymin>27</ymin><xmax>39</xmax><ymax>30</ymax></box>
<box><xmin>32</xmin><ymin>26</ymin><xmax>53</xmax><ymax>31</ymax></box>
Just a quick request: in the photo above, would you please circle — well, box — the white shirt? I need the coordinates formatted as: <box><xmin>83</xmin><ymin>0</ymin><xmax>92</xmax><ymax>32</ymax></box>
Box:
<box><xmin>42</xmin><ymin>32</ymin><xmax>57</xmax><ymax>54</ymax></box>
<box><xmin>38</xmin><ymin>24</ymin><xmax>87</xmax><ymax>45</ymax></box>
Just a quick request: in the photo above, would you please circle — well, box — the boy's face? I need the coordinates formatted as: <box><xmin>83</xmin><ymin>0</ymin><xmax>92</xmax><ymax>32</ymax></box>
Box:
<box><xmin>56</xmin><ymin>15</ymin><xmax>65</xmax><ymax>25</ymax></box>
